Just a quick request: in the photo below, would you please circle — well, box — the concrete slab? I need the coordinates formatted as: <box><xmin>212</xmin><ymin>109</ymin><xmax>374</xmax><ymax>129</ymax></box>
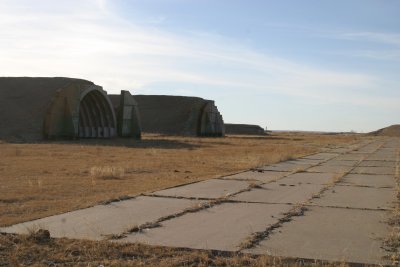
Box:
<box><xmin>119</xmin><ymin>202</ymin><xmax>293</xmax><ymax>251</ymax></box>
<box><xmin>355</xmin><ymin>143</ymin><xmax>384</xmax><ymax>153</ymax></box>
<box><xmin>340</xmin><ymin>174</ymin><xmax>396</xmax><ymax>188</ymax></box>
<box><xmin>286</xmin><ymin>158</ymin><xmax>323</xmax><ymax>165</ymax></box>
<box><xmin>311</xmin><ymin>185</ymin><xmax>395</xmax><ymax>210</ymax></box>
<box><xmin>302</xmin><ymin>153</ymin><xmax>338</xmax><ymax>161</ymax></box>
<box><xmin>351</xmin><ymin>166</ymin><xmax>395</xmax><ymax>175</ymax></box>
<box><xmin>371</xmin><ymin>153</ymin><xmax>397</xmax><ymax>159</ymax></box>
<box><xmin>223</xmin><ymin>171</ymin><xmax>289</xmax><ymax>183</ymax></box>
<box><xmin>366</xmin><ymin>155</ymin><xmax>396</xmax><ymax>161</ymax></box>
<box><xmin>278</xmin><ymin>172</ymin><xmax>337</xmax><ymax>185</ymax></box>
<box><xmin>321</xmin><ymin>160</ymin><xmax>358</xmax><ymax>167</ymax></box>
<box><xmin>307</xmin><ymin>164</ymin><xmax>353</xmax><ymax>174</ymax></box>
<box><xmin>334</xmin><ymin>154</ymin><xmax>367</xmax><ymax>161</ymax></box>
<box><xmin>358</xmin><ymin>160</ymin><xmax>396</xmax><ymax>167</ymax></box>
<box><xmin>230</xmin><ymin>182</ymin><xmax>324</xmax><ymax>204</ymax></box>
<box><xmin>326</xmin><ymin>148</ymin><xmax>352</xmax><ymax>154</ymax></box>
<box><xmin>376</xmin><ymin>149</ymin><xmax>397</xmax><ymax>154</ymax></box>
<box><xmin>151</xmin><ymin>179</ymin><xmax>251</xmax><ymax>199</ymax></box>
<box><xmin>246</xmin><ymin>207</ymin><xmax>389</xmax><ymax>265</ymax></box>
<box><xmin>0</xmin><ymin>196</ymin><xmax>201</xmax><ymax>240</ymax></box>
<box><xmin>382</xmin><ymin>150</ymin><xmax>398</xmax><ymax>154</ymax></box>
<box><xmin>261</xmin><ymin>162</ymin><xmax>311</xmax><ymax>172</ymax></box>
<box><xmin>353</xmin><ymin>148</ymin><xmax>378</xmax><ymax>154</ymax></box>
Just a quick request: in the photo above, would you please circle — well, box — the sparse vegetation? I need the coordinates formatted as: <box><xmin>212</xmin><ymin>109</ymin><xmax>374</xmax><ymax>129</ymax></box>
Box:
<box><xmin>383</xmin><ymin>149</ymin><xmax>400</xmax><ymax>264</ymax></box>
<box><xmin>239</xmin><ymin>205</ymin><xmax>308</xmax><ymax>250</ymax></box>
<box><xmin>90</xmin><ymin>165</ymin><xmax>125</xmax><ymax>180</ymax></box>
<box><xmin>0</xmin><ymin>132</ymin><xmax>360</xmax><ymax>227</ymax></box>
<box><xmin>0</xmin><ymin>231</ymin><xmax>349</xmax><ymax>266</ymax></box>
<box><xmin>0</xmin><ymin>132</ymin><xmax>372</xmax><ymax>266</ymax></box>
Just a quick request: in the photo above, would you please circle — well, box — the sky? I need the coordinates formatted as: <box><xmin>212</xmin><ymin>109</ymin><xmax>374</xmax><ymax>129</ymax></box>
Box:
<box><xmin>0</xmin><ymin>0</ymin><xmax>399</xmax><ymax>132</ymax></box>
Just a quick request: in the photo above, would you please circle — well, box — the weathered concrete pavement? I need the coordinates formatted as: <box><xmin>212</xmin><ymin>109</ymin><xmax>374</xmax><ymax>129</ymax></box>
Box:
<box><xmin>1</xmin><ymin>137</ymin><xmax>399</xmax><ymax>265</ymax></box>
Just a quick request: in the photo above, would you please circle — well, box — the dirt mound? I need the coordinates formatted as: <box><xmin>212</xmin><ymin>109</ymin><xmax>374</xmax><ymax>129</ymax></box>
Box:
<box><xmin>369</xmin><ymin>125</ymin><xmax>400</xmax><ymax>137</ymax></box>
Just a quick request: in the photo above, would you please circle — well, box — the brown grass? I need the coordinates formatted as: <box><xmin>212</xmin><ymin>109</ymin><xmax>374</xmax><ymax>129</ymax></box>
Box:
<box><xmin>90</xmin><ymin>166</ymin><xmax>125</xmax><ymax>180</ymax></box>
<box><xmin>384</xmin><ymin>149</ymin><xmax>400</xmax><ymax>264</ymax></box>
<box><xmin>0</xmin><ymin>232</ymin><xmax>349</xmax><ymax>267</ymax></box>
<box><xmin>0</xmin><ymin>132</ymin><xmax>361</xmax><ymax>227</ymax></box>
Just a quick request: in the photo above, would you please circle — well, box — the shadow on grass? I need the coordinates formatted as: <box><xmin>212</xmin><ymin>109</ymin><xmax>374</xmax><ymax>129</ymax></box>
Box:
<box><xmin>20</xmin><ymin>138</ymin><xmax>205</xmax><ymax>150</ymax></box>
<box><xmin>227</xmin><ymin>135</ymin><xmax>305</xmax><ymax>141</ymax></box>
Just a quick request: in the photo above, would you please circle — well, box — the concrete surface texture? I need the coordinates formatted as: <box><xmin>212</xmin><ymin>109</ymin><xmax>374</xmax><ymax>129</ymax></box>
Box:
<box><xmin>134</xmin><ymin>95</ymin><xmax>225</xmax><ymax>137</ymax></box>
<box><xmin>1</xmin><ymin>196</ymin><xmax>202</xmax><ymax>240</ymax></box>
<box><xmin>222</xmin><ymin>170</ymin><xmax>290</xmax><ymax>183</ymax></box>
<box><xmin>1</xmin><ymin>138</ymin><xmax>398</xmax><ymax>265</ymax></box>
<box><xmin>0</xmin><ymin>77</ymin><xmax>117</xmax><ymax>141</ymax></box>
<box><xmin>119</xmin><ymin>202</ymin><xmax>294</xmax><ymax>251</ymax></box>
<box><xmin>224</xmin><ymin>123</ymin><xmax>265</xmax><ymax>135</ymax></box>
<box><xmin>109</xmin><ymin>90</ymin><xmax>142</xmax><ymax>139</ymax></box>
<box><xmin>246</xmin><ymin>207</ymin><xmax>389</xmax><ymax>265</ymax></box>
<box><xmin>149</xmin><ymin>179</ymin><xmax>252</xmax><ymax>199</ymax></box>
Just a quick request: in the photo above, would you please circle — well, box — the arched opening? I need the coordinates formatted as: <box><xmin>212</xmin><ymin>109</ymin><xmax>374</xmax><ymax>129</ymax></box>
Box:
<box><xmin>78</xmin><ymin>90</ymin><xmax>116</xmax><ymax>138</ymax></box>
<box><xmin>199</xmin><ymin>102</ymin><xmax>225</xmax><ymax>137</ymax></box>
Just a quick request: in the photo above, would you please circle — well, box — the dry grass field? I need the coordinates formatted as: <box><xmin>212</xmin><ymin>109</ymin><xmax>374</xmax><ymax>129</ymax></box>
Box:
<box><xmin>0</xmin><ymin>133</ymin><xmax>362</xmax><ymax>227</ymax></box>
<box><xmin>0</xmin><ymin>232</ymin><xmax>348</xmax><ymax>267</ymax></box>
<box><xmin>0</xmin><ymin>132</ymin><xmax>367</xmax><ymax>266</ymax></box>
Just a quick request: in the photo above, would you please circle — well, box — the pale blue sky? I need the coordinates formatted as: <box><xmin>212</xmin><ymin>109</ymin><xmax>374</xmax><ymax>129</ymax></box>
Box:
<box><xmin>1</xmin><ymin>0</ymin><xmax>399</xmax><ymax>132</ymax></box>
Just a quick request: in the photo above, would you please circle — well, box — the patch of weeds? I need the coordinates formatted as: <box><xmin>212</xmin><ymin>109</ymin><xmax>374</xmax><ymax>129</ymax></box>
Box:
<box><xmin>248</xmin><ymin>183</ymin><xmax>263</xmax><ymax>189</ymax></box>
<box><xmin>239</xmin><ymin>205</ymin><xmax>307</xmax><ymax>250</ymax></box>
<box><xmin>128</xmin><ymin>222</ymin><xmax>162</xmax><ymax>233</ymax></box>
<box><xmin>27</xmin><ymin>229</ymin><xmax>51</xmax><ymax>244</ymax></box>
<box><xmin>90</xmin><ymin>166</ymin><xmax>125</xmax><ymax>180</ymax></box>
<box><xmin>103</xmin><ymin>233</ymin><xmax>127</xmax><ymax>240</ymax></box>
<box><xmin>123</xmin><ymin>199</ymin><xmax>228</xmax><ymax>237</ymax></box>
<box><xmin>99</xmin><ymin>195</ymin><xmax>133</xmax><ymax>205</ymax></box>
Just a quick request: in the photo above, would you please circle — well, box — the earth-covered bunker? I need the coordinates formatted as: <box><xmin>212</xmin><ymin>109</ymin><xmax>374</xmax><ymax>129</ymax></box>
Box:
<box><xmin>0</xmin><ymin>77</ymin><xmax>117</xmax><ymax>141</ymax></box>
<box><xmin>134</xmin><ymin>95</ymin><xmax>225</xmax><ymax>137</ymax></box>
<box><xmin>109</xmin><ymin>90</ymin><xmax>142</xmax><ymax>139</ymax></box>
<box><xmin>225</xmin><ymin>124</ymin><xmax>266</xmax><ymax>135</ymax></box>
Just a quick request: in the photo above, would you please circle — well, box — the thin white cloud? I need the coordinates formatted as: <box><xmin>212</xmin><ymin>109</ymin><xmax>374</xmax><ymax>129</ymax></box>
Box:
<box><xmin>0</xmin><ymin>0</ymin><xmax>396</xmax><ymax>111</ymax></box>
<box><xmin>338</xmin><ymin>31</ymin><xmax>400</xmax><ymax>46</ymax></box>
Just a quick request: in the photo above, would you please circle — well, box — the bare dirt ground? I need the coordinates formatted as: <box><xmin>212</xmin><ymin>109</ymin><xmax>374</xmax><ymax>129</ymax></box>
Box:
<box><xmin>0</xmin><ymin>132</ymin><xmax>365</xmax><ymax>266</ymax></box>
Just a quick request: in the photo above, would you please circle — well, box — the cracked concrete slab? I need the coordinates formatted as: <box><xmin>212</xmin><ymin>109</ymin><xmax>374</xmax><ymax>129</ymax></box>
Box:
<box><xmin>340</xmin><ymin>174</ymin><xmax>396</xmax><ymax>188</ymax></box>
<box><xmin>334</xmin><ymin>153</ymin><xmax>367</xmax><ymax>161</ymax></box>
<box><xmin>150</xmin><ymin>179</ymin><xmax>252</xmax><ymax>199</ymax></box>
<box><xmin>326</xmin><ymin>148</ymin><xmax>353</xmax><ymax>154</ymax></box>
<box><xmin>286</xmin><ymin>158</ymin><xmax>323</xmax><ymax>165</ymax></box>
<box><xmin>223</xmin><ymin>171</ymin><xmax>289</xmax><ymax>183</ymax></box>
<box><xmin>230</xmin><ymin>182</ymin><xmax>325</xmax><ymax>204</ymax></box>
<box><xmin>245</xmin><ymin>206</ymin><xmax>390</xmax><ymax>265</ymax></box>
<box><xmin>302</xmin><ymin>153</ymin><xmax>338</xmax><ymax>161</ymax></box>
<box><xmin>119</xmin><ymin>202</ymin><xmax>293</xmax><ymax>251</ymax></box>
<box><xmin>351</xmin><ymin>166</ymin><xmax>395</xmax><ymax>175</ymax></box>
<box><xmin>321</xmin><ymin>160</ymin><xmax>359</xmax><ymax>167</ymax></box>
<box><xmin>358</xmin><ymin>160</ymin><xmax>396</xmax><ymax>167</ymax></box>
<box><xmin>261</xmin><ymin>162</ymin><xmax>311</xmax><ymax>172</ymax></box>
<box><xmin>356</xmin><ymin>144</ymin><xmax>384</xmax><ymax>153</ymax></box>
<box><xmin>311</xmin><ymin>185</ymin><xmax>395</xmax><ymax>210</ymax></box>
<box><xmin>307</xmin><ymin>164</ymin><xmax>353</xmax><ymax>174</ymax></box>
<box><xmin>278</xmin><ymin>172</ymin><xmax>337</xmax><ymax>185</ymax></box>
<box><xmin>366</xmin><ymin>155</ymin><xmax>396</xmax><ymax>161</ymax></box>
<box><xmin>0</xmin><ymin>196</ymin><xmax>202</xmax><ymax>240</ymax></box>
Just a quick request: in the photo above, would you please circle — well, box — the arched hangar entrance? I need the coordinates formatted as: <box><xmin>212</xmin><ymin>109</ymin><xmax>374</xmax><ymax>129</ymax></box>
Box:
<box><xmin>78</xmin><ymin>89</ymin><xmax>116</xmax><ymax>138</ymax></box>
<box><xmin>44</xmin><ymin>84</ymin><xmax>117</xmax><ymax>139</ymax></box>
